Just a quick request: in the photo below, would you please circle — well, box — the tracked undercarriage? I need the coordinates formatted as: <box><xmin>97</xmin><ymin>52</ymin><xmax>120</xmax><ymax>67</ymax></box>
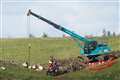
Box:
<box><xmin>47</xmin><ymin>51</ymin><xmax>120</xmax><ymax>76</ymax></box>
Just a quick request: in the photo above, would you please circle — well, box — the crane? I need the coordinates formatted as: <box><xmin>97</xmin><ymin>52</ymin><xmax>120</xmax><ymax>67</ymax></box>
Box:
<box><xmin>27</xmin><ymin>9</ymin><xmax>113</xmax><ymax>63</ymax></box>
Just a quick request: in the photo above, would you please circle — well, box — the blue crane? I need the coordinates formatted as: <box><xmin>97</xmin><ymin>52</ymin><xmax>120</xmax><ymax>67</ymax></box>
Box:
<box><xmin>27</xmin><ymin>9</ymin><xmax>112</xmax><ymax>62</ymax></box>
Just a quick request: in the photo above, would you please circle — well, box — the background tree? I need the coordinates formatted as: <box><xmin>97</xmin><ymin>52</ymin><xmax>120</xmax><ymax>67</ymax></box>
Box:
<box><xmin>113</xmin><ymin>32</ymin><xmax>116</xmax><ymax>37</ymax></box>
<box><xmin>42</xmin><ymin>33</ymin><xmax>48</xmax><ymax>38</ymax></box>
<box><xmin>107</xmin><ymin>31</ymin><xmax>111</xmax><ymax>37</ymax></box>
<box><xmin>29</xmin><ymin>33</ymin><xmax>35</xmax><ymax>38</ymax></box>
<box><xmin>102</xmin><ymin>29</ymin><xmax>106</xmax><ymax>37</ymax></box>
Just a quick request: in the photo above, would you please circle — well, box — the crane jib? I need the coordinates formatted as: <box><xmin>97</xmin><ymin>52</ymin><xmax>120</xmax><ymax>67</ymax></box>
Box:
<box><xmin>29</xmin><ymin>11</ymin><xmax>90</xmax><ymax>43</ymax></box>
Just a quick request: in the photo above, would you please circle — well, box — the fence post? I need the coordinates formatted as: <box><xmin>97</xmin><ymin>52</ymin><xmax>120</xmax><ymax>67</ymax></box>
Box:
<box><xmin>28</xmin><ymin>43</ymin><xmax>31</xmax><ymax>66</ymax></box>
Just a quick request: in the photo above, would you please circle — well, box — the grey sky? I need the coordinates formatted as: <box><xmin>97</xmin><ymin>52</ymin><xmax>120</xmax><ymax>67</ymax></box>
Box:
<box><xmin>0</xmin><ymin>0</ymin><xmax>120</xmax><ymax>38</ymax></box>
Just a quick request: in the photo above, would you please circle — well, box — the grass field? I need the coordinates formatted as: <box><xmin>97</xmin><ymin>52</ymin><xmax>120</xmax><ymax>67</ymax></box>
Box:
<box><xmin>0</xmin><ymin>37</ymin><xmax>120</xmax><ymax>80</ymax></box>
<box><xmin>0</xmin><ymin>38</ymin><xmax>80</xmax><ymax>64</ymax></box>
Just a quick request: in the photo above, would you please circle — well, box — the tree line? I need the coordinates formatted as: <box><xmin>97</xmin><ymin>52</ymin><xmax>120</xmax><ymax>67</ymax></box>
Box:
<box><xmin>28</xmin><ymin>29</ymin><xmax>120</xmax><ymax>38</ymax></box>
<box><xmin>102</xmin><ymin>29</ymin><xmax>118</xmax><ymax>37</ymax></box>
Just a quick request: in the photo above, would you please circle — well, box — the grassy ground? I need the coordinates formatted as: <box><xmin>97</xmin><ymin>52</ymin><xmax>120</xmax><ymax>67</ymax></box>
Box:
<box><xmin>0</xmin><ymin>63</ymin><xmax>52</xmax><ymax>80</ymax></box>
<box><xmin>0</xmin><ymin>58</ymin><xmax>120</xmax><ymax>80</ymax></box>
<box><xmin>0</xmin><ymin>37</ymin><xmax>120</xmax><ymax>80</ymax></box>
<box><xmin>0</xmin><ymin>38</ymin><xmax>80</xmax><ymax>64</ymax></box>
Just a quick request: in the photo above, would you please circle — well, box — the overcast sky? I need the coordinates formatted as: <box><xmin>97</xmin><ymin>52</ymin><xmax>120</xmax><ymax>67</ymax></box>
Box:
<box><xmin>0</xmin><ymin>0</ymin><xmax>119</xmax><ymax>38</ymax></box>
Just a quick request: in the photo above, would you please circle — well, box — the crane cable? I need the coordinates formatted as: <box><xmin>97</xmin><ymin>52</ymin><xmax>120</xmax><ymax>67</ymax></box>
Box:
<box><xmin>26</xmin><ymin>13</ymin><xmax>31</xmax><ymax>65</ymax></box>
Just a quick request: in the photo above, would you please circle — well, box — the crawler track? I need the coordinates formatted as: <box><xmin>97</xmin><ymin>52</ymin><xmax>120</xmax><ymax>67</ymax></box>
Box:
<box><xmin>47</xmin><ymin>51</ymin><xmax>120</xmax><ymax>76</ymax></box>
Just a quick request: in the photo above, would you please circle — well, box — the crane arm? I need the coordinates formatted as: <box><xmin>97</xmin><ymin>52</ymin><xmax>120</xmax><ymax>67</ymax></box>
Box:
<box><xmin>27</xmin><ymin>9</ymin><xmax>90</xmax><ymax>43</ymax></box>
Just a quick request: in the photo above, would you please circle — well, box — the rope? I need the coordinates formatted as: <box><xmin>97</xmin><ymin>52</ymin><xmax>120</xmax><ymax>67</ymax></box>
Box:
<box><xmin>26</xmin><ymin>14</ymin><xmax>31</xmax><ymax>65</ymax></box>
<box><xmin>27</xmin><ymin>14</ymin><xmax>31</xmax><ymax>38</ymax></box>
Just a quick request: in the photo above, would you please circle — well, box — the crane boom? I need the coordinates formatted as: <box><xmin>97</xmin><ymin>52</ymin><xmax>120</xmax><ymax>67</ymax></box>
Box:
<box><xmin>27</xmin><ymin>9</ymin><xmax>112</xmax><ymax>58</ymax></box>
<box><xmin>27</xmin><ymin>9</ymin><xmax>90</xmax><ymax>43</ymax></box>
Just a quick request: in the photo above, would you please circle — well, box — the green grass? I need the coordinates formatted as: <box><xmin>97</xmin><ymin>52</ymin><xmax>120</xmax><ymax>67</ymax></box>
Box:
<box><xmin>0</xmin><ymin>64</ymin><xmax>52</xmax><ymax>80</ymax></box>
<box><xmin>0</xmin><ymin>38</ymin><xmax>80</xmax><ymax>64</ymax></box>
<box><xmin>0</xmin><ymin>37</ymin><xmax>120</xmax><ymax>80</ymax></box>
